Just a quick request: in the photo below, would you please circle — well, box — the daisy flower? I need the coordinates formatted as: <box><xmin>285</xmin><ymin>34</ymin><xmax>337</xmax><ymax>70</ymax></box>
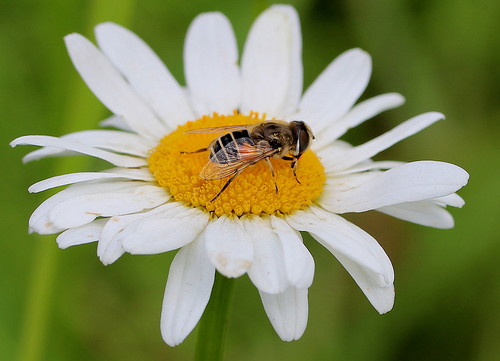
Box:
<box><xmin>12</xmin><ymin>5</ymin><xmax>468</xmax><ymax>346</ymax></box>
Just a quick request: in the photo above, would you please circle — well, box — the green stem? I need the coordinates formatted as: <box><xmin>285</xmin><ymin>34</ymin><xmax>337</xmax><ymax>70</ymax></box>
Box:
<box><xmin>195</xmin><ymin>273</ymin><xmax>235</xmax><ymax>361</ymax></box>
<box><xmin>15</xmin><ymin>239</ymin><xmax>58</xmax><ymax>361</ymax></box>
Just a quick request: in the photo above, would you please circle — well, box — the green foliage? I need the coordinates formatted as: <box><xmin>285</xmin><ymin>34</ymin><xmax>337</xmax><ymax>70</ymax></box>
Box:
<box><xmin>1</xmin><ymin>0</ymin><xmax>498</xmax><ymax>360</ymax></box>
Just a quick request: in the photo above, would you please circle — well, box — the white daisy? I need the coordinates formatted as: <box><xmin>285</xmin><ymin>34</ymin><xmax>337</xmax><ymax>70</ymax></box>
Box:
<box><xmin>11</xmin><ymin>5</ymin><xmax>468</xmax><ymax>346</ymax></box>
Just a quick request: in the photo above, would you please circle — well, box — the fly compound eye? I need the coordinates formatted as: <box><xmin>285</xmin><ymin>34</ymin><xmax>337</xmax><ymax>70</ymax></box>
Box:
<box><xmin>291</xmin><ymin>121</ymin><xmax>312</xmax><ymax>156</ymax></box>
<box><xmin>298</xmin><ymin>127</ymin><xmax>311</xmax><ymax>154</ymax></box>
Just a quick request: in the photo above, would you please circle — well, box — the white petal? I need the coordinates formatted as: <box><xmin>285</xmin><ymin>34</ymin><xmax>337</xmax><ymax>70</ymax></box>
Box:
<box><xmin>313</xmin><ymin>93</ymin><xmax>405</xmax><ymax>150</ymax></box>
<box><xmin>100</xmin><ymin>115</ymin><xmax>133</xmax><ymax>131</ymax></box>
<box><xmin>321</xmin><ymin>138</ymin><xmax>353</xmax><ymax>153</ymax></box>
<box><xmin>63</xmin><ymin>130</ymin><xmax>155</xmax><ymax>156</ymax></box>
<box><xmin>49</xmin><ymin>184</ymin><xmax>169</xmax><ymax>229</ymax></box>
<box><xmin>95</xmin><ymin>23</ymin><xmax>195</xmax><ymax>129</ymax></box>
<box><xmin>97</xmin><ymin>210</ymin><xmax>162</xmax><ymax>265</ymax></box>
<box><xmin>260</xmin><ymin>286</ymin><xmax>308</xmax><ymax>341</ymax></box>
<box><xmin>22</xmin><ymin>148</ymin><xmax>77</xmax><ymax>163</ymax></box>
<box><xmin>323</xmin><ymin>170</ymin><xmax>380</xmax><ymax>192</ymax></box>
<box><xmin>330</xmin><ymin>112</ymin><xmax>445</xmax><ymax>171</ymax></box>
<box><xmin>98</xmin><ymin>203</ymin><xmax>198</xmax><ymax>264</ymax></box>
<box><xmin>378</xmin><ymin>201</ymin><xmax>455</xmax><ymax>229</ymax></box>
<box><xmin>243</xmin><ymin>216</ymin><xmax>288</xmax><ymax>294</ymax></box>
<box><xmin>22</xmin><ymin>129</ymin><xmax>154</xmax><ymax>163</ymax></box>
<box><xmin>119</xmin><ymin>203</ymin><xmax>209</xmax><ymax>254</ymax></box>
<box><xmin>286</xmin><ymin>206</ymin><xmax>394</xmax><ymax>313</ymax></box>
<box><xmin>161</xmin><ymin>235</ymin><xmax>215</xmax><ymax>346</ymax></box>
<box><xmin>271</xmin><ymin>216</ymin><xmax>314</xmax><ymax>288</ymax></box>
<box><xmin>100</xmin><ymin>167</ymin><xmax>155</xmax><ymax>180</ymax></box>
<box><xmin>56</xmin><ymin>219</ymin><xmax>106</xmax><ymax>249</ymax></box>
<box><xmin>318</xmin><ymin>146</ymin><xmax>401</xmax><ymax>177</ymax></box>
<box><xmin>204</xmin><ymin>216</ymin><xmax>253</xmax><ymax>278</ymax></box>
<box><xmin>313</xmin><ymin>140</ymin><xmax>354</xmax><ymax>174</ymax></box>
<box><xmin>184</xmin><ymin>12</ymin><xmax>240</xmax><ymax>116</ymax></box>
<box><xmin>320</xmin><ymin>161</ymin><xmax>469</xmax><ymax>213</ymax></box>
<box><xmin>29</xmin><ymin>181</ymin><xmax>141</xmax><ymax>235</ymax></box>
<box><xmin>28</xmin><ymin>170</ymin><xmax>154</xmax><ymax>193</ymax></box>
<box><xmin>240</xmin><ymin>5</ymin><xmax>302</xmax><ymax>117</ymax></box>
<box><xmin>64</xmin><ymin>33</ymin><xmax>168</xmax><ymax>139</ymax></box>
<box><xmin>333</xmin><ymin>161</ymin><xmax>404</xmax><ymax>176</ymax></box>
<box><xmin>295</xmin><ymin>48</ymin><xmax>371</xmax><ymax>132</ymax></box>
<box><xmin>97</xmin><ymin>217</ymin><xmax>128</xmax><ymax>265</ymax></box>
<box><xmin>11</xmin><ymin>135</ymin><xmax>147</xmax><ymax>167</ymax></box>
<box><xmin>434</xmin><ymin>193</ymin><xmax>465</xmax><ymax>208</ymax></box>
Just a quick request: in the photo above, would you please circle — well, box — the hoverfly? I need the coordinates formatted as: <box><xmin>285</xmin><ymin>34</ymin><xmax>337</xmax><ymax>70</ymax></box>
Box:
<box><xmin>181</xmin><ymin>120</ymin><xmax>315</xmax><ymax>202</ymax></box>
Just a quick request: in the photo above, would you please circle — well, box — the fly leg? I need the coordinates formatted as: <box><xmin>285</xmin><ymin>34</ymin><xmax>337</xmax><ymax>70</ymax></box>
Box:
<box><xmin>211</xmin><ymin>171</ymin><xmax>241</xmax><ymax>202</ymax></box>
<box><xmin>290</xmin><ymin>158</ymin><xmax>301</xmax><ymax>184</ymax></box>
<box><xmin>265</xmin><ymin>158</ymin><xmax>279</xmax><ymax>193</ymax></box>
<box><xmin>283</xmin><ymin>156</ymin><xmax>301</xmax><ymax>184</ymax></box>
<box><xmin>180</xmin><ymin>147</ymin><xmax>208</xmax><ymax>154</ymax></box>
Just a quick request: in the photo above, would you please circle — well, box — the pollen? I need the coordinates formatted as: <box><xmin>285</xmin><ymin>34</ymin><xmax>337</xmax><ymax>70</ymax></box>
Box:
<box><xmin>148</xmin><ymin>111</ymin><xmax>325</xmax><ymax>217</ymax></box>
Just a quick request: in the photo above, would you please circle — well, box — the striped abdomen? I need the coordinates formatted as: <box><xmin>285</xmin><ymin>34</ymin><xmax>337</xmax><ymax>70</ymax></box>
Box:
<box><xmin>209</xmin><ymin>130</ymin><xmax>254</xmax><ymax>164</ymax></box>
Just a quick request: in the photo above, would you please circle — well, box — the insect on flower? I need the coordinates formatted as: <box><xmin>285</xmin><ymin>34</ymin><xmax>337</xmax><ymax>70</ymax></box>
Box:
<box><xmin>182</xmin><ymin>120</ymin><xmax>315</xmax><ymax>201</ymax></box>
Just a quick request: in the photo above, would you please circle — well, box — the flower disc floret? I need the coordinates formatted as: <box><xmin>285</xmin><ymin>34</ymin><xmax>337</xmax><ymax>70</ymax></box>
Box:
<box><xmin>148</xmin><ymin>111</ymin><xmax>325</xmax><ymax>217</ymax></box>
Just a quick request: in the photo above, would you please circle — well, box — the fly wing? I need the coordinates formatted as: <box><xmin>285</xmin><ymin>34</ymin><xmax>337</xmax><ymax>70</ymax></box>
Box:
<box><xmin>200</xmin><ymin>142</ymin><xmax>277</xmax><ymax>180</ymax></box>
<box><xmin>185</xmin><ymin>124</ymin><xmax>250</xmax><ymax>134</ymax></box>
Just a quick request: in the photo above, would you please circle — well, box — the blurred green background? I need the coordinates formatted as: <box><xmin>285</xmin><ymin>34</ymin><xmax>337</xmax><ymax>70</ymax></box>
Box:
<box><xmin>1</xmin><ymin>0</ymin><xmax>499</xmax><ymax>360</ymax></box>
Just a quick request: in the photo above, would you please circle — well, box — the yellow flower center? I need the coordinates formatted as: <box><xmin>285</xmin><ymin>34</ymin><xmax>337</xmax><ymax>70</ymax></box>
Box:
<box><xmin>148</xmin><ymin>111</ymin><xmax>325</xmax><ymax>217</ymax></box>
